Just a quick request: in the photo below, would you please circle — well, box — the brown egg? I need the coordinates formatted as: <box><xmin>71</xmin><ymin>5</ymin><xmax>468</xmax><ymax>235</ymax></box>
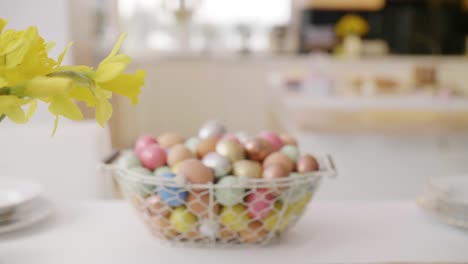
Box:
<box><xmin>145</xmin><ymin>195</ymin><xmax>171</xmax><ymax>217</ymax></box>
<box><xmin>218</xmin><ymin>226</ymin><xmax>238</xmax><ymax>241</ymax></box>
<box><xmin>178</xmin><ymin>159</ymin><xmax>215</xmax><ymax>184</ymax></box>
<box><xmin>185</xmin><ymin>230</ymin><xmax>202</xmax><ymax>240</ymax></box>
<box><xmin>167</xmin><ymin>144</ymin><xmax>195</xmax><ymax>166</ymax></box>
<box><xmin>297</xmin><ymin>154</ymin><xmax>319</xmax><ymax>173</ymax></box>
<box><xmin>216</xmin><ymin>140</ymin><xmax>245</xmax><ymax>162</ymax></box>
<box><xmin>239</xmin><ymin>221</ymin><xmax>269</xmax><ymax>243</ymax></box>
<box><xmin>279</xmin><ymin>133</ymin><xmax>298</xmax><ymax>146</ymax></box>
<box><xmin>147</xmin><ymin>216</ymin><xmax>179</xmax><ymax>239</ymax></box>
<box><xmin>196</xmin><ymin>137</ymin><xmax>218</xmax><ymax>158</ymax></box>
<box><xmin>187</xmin><ymin>190</ymin><xmax>220</xmax><ymax>217</ymax></box>
<box><xmin>158</xmin><ymin>133</ymin><xmax>185</xmax><ymax>148</ymax></box>
<box><xmin>233</xmin><ymin>160</ymin><xmax>262</xmax><ymax>178</ymax></box>
<box><xmin>262</xmin><ymin>164</ymin><xmax>289</xmax><ymax>180</ymax></box>
<box><xmin>244</xmin><ymin>138</ymin><xmax>273</xmax><ymax>162</ymax></box>
<box><xmin>263</xmin><ymin>152</ymin><xmax>294</xmax><ymax>172</ymax></box>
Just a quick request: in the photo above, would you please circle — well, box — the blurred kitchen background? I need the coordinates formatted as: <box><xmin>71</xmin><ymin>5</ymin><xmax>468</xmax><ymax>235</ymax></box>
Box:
<box><xmin>1</xmin><ymin>0</ymin><xmax>468</xmax><ymax>201</ymax></box>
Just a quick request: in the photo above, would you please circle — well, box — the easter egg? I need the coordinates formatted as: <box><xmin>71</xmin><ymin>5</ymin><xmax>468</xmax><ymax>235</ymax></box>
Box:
<box><xmin>215</xmin><ymin>176</ymin><xmax>245</xmax><ymax>206</ymax></box>
<box><xmin>246</xmin><ymin>189</ymin><xmax>276</xmax><ymax>219</ymax></box>
<box><xmin>134</xmin><ymin>135</ymin><xmax>157</xmax><ymax>156</ymax></box>
<box><xmin>297</xmin><ymin>154</ymin><xmax>319</xmax><ymax>173</ymax></box>
<box><xmin>157</xmin><ymin>172</ymin><xmax>187</xmax><ymax>206</ymax></box>
<box><xmin>169</xmin><ymin>207</ymin><xmax>198</xmax><ymax>233</ymax></box>
<box><xmin>158</xmin><ymin>133</ymin><xmax>185</xmax><ymax>149</ymax></box>
<box><xmin>244</xmin><ymin>138</ymin><xmax>273</xmax><ymax>162</ymax></box>
<box><xmin>184</xmin><ymin>137</ymin><xmax>200</xmax><ymax>154</ymax></box>
<box><xmin>264</xmin><ymin>202</ymin><xmax>291</xmax><ymax>232</ymax></box>
<box><xmin>233</xmin><ymin>160</ymin><xmax>262</xmax><ymax>178</ymax></box>
<box><xmin>202</xmin><ymin>152</ymin><xmax>232</xmax><ymax>178</ymax></box>
<box><xmin>235</xmin><ymin>131</ymin><xmax>251</xmax><ymax>145</ymax></box>
<box><xmin>145</xmin><ymin>195</ymin><xmax>171</xmax><ymax>217</ymax></box>
<box><xmin>288</xmin><ymin>192</ymin><xmax>312</xmax><ymax>216</ymax></box>
<box><xmin>263</xmin><ymin>152</ymin><xmax>294</xmax><ymax>173</ymax></box>
<box><xmin>171</xmin><ymin>162</ymin><xmax>182</xmax><ymax>174</ymax></box>
<box><xmin>198</xmin><ymin>120</ymin><xmax>226</xmax><ymax>139</ymax></box>
<box><xmin>154</xmin><ymin>166</ymin><xmax>171</xmax><ymax>177</ymax></box>
<box><xmin>239</xmin><ymin>221</ymin><xmax>269</xmax><ymax>243</ymax></box>
<box><xmin>187</xmin><ymin>190</ymin><xmax>220</xmax><ymax>218</ymax></box>
<box><xmin>280</xmin><ymin>144</ymin><xmax>300</xmax><ymax>162</ymax></box>
<box><xmin>216</xmin><ymin>140</ymin><xmax>245</xmax><ymax>162</ymax></box>
<box><xmin>167</xmin><ymin>144</ymin><xmax>195</xmax><ymax>166</ymax></box>
<box><xmin>117</xmin><ymin>150</ymin><xmax>141</xmax><ymax>169</ymax></box>
<box><xmin>262</xmin><ymin>164</ymin><xmax>289</xmax><ymax>180</ymax></box>
<box><xmin>139</xmin><ymin>144</ymin><xmax>167</xmax><ymax>171</ymax></box>
<box><xmin>259</xmin><ymin>131</ymin><xmax>284</xmax><ymax>151</ymax></box>
<box><xmin>178</xmin><ymin>159</ymin><xmax>214</xmax><ymax>184</ymax></box>
<box><xmin>220</xmin><ymin>134</ymin><xmax>240</xmax><ymax>144</ymax></box>
<box><xmin>127</xmin><ymin>167</ymin><xmax>155</xmax><ymax>196</ymax></box>
<box><xmin>218</xmin><ymin>226</ymin><xmax>238</xmax><ymax>241</ymax></box>
<box><xmin>199</xmin><ymin>219</ymin><xmax>219</xmax><ymax>238</ymax></box>
<box><xmin>196</xmin><ymin>137</ymin><xmax>219</xmax><ymax>158</ymax></box>
<box><xmin>279</xmin><ymin>133</ymin><xmax>297</xmax><ymax>146</ymax></box>
<box><xmin>220</xmin><ymin>204</ymin><xmax>250</xmax><ymax>232</ymax></box>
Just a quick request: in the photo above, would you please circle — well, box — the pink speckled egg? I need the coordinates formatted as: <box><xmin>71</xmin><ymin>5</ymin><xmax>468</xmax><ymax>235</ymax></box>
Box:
<box><xmin>220</xmin><ymin>134</ymin><xmax>240</xmax><ymax>144</ymax></box>
<box><xmin>134</xmin><ymin>135</ymin><xmax>157</xmax><ymax>156</ymax></box>
<box><xmin>259</xmin><ymin>131</ymin><xmax>284</xmax><ymax>151</ymax></box>
<box><xmin>246</xmin><ymin>189</ymin><xmax>276</xmax><ymax>219</ymax></box>
<box><xmin>139</xmin><ymin>144</ymin><xmax>167</xmax><ymax>171</ymax></box>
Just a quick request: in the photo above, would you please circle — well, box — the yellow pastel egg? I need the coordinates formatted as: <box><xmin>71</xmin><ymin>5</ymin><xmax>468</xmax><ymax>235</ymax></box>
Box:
<box><xmin>220</xmin><ymin>204</ymin><xmax>250</xmax><ymax>232</ymax></box>
<box><xmin>288</xmin><ymin>192</ymin><xmax>312</xmax><ymax>216</ymax></box>
<box><xmin>264</xmin><ymin>202</ymin><xmax>291</xmax><ymax>232</ymax></box>
<box><xmin>171</xmin><ymin>162</ymin><xmax>182</xmax><ymax>174</ymax></box>
<box><xmin>169</xmin><ymin>207</ymin><xmax>198</xmax><ymax>233</ymax></box>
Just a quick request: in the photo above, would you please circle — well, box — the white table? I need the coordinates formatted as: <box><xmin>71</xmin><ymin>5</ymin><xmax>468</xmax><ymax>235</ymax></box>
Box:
<box><xmin>1</xmin><ymin>201</ymin><xmax>467</xmax><ymax>264</ymax></box>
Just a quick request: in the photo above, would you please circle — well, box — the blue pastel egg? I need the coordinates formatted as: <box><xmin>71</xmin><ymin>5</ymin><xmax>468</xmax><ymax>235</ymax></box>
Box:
<box><xmin>215</xmin><ymin>176</ymin><xmax>245</xmax><ymax>206</ymax></box>
<box><xmin>157</xmin><ymin>172</ymin><xmax>188</xmax><ymax>206</ymax></box>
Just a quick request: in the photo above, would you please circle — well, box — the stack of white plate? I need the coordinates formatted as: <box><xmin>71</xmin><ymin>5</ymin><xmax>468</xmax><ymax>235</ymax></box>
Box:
<box><xmin>0</xmin><ymin>178</ymin><xmax>53</xmax><ymax>234</ymax></box>
<box><xmin>418</xmin><ymin>176</ymin><xmax>468</xmax><ymax>229</ymax></box>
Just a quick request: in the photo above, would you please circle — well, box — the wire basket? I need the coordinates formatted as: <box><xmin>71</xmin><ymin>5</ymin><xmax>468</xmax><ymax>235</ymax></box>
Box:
<box><xmin>103</xmin><ymin>153</ymin><xmax>336</xmax><ymax>246</ymax></box>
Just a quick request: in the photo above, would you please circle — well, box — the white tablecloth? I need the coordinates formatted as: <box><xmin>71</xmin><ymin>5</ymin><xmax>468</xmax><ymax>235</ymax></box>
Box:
<box><xmin>1</xmin><ymin>201</ymin><xmax>467</xmax><ymax>264</ymax></box>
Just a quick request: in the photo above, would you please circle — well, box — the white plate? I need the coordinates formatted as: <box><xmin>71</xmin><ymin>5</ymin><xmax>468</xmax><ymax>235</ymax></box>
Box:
<box><xmin>0</xmin><ymin>178</ymin><xmax>42</xmax><ymax>215</ymax></box>
<box><xmin>0</xmin><ymin>198</ymin><xmax>53</xmax><ymax>234</ymax></box>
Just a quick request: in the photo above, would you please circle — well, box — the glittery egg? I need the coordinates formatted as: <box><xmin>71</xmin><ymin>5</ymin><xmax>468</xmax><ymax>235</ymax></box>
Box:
<box><xmin>187</xmin><ymin>190</ymin><xmax>220</xmax><ymax>218</ymax></box>
<box><xmin>279</xmin><ymin>133</ymin><xmax>298</xmax><ymax>146</ymax></box>
<box><xmin>196</xmin><ymin>137</ymin><xmax>219</xmax><ymax>158</ymax></box>
<box><xmin>157</xmin><ymin>172</ymin><xmax>187</xmax><ymax>206</ymax></box>
<box><xmin>263</xmin><ymin>152</ymin><xmax>294</xmax><ymax>173</ymax></box>
<box><xmin>233</xmin><ymin>160</ymin><xmax>262</xmax><ymax>178</ymax></box>
<box><xmin>262</xmin><ymin>164</ymin><xmax>290</xmax><ymax>180</ymax></box>
<box><xmin>244</xmin><ymin>138</ymin><xmax>273</xmax><ymax>162</ymax></box>
<box><xmin>198</xmin><ymin>120</ymin><xmax>226</xmax><ymax>139</ymax></box>
<box><xmin>263</xmin><ymin>202</ymin><xmax>291</xmax><ymax>232</ymax></box>
<box><xmin>239</xmin><ymin>221</ymin><xmax>269</xmax><ymax>243</ymax></box>
<box><xmin>138</xmin><ymin>144</ymin><xmax>167</xmax><ymax>171</ymax></box>
<box><xmin>117</xmin><ymin>150</ymin><xmax>141</xmax><ymax>169</ymax></box>
<box><xmin>157</xmin><ymin>133</ymin><xmax>185</xmax><ymax>149</ymax></box>
<box><xmin>167</xmin><ymin>144</ymin><xmax>195</xmax><ymax>167</ymax></box>
<box><xmin>134</xmin><ymin>135</ymin><xmax>157</xmax><ymax>156</ymax></box>
<box><xmin>154</xmin><ymin>166</ymin><xmax>171</xmax><ymax>177</ymax></box>
<box><xmin>297</xmin><ymin>154</ymin><xmax>319</xmax><ymax>173</ymax></box>
<box><xmin>184</xmin><ymin>137</ymin><xmax>200</xmax><ymax>154</ymax></box>
<box><xmin>280</xmin><ymin>144</ymin><xmax>300</xmax><ymax>162</ymax></box>
<box><xmin>215</xmin><ymin>176</ymin><xmax>245</xmax><ymax>206</ymax></box>
<box><xmin>220</xmin><ymin>204</ymin><xmax>250</xmax><ymax>232</ymax></box>
<box><xmin>216</xmin><ymin>140</ymin><xmax>245</xmax><ymax>162</ymax></box>
<box><xmin>199</xmin><ymin>219</ymin><xmax>219</xmax><ymax>238</ymax></box>
<box><xmin>145</xmin><ymin>195</ymin><xmax>171</xmax><ymax>217</ymax></box>
<box><xmin>259</xmin><ymin>131</ymin><xmax>284</xmax><ymax>151</ymax></box>
<box><xmin>178</xmin><ymin>159</ymin><xmax>214</xmax><ymax>184</ymax></box>
<box><xmin>169</xmin><ymin>207</ymin><xmax>198</xmax><ymax>233</ymax></box>
<box><xmin>202</xmin><ymin>152</ymin><xmax>232</xmax><ymax>178</ymax></box>
<box><xmin>246</xmin><ymin>188</ymin><xmax>276</xmax><ymax>219</ymax></box>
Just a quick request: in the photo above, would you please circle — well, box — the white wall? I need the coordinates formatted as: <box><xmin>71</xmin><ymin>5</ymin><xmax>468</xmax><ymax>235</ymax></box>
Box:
<box><xmin>0</xmin><ymin>0</ymin><xmax>72</xmax><ymax>124</ymax></box>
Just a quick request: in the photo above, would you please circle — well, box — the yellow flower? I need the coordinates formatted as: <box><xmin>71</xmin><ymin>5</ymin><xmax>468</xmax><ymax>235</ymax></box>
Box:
<box><xmin>335</xmin><ymin>14</ymin><xmax>369</xmax><ymax>37</ymax></box>
<box><xmin>0</xmin><ymin>95</ymin><xmax>36</xmax><ymax>123</ymax></box>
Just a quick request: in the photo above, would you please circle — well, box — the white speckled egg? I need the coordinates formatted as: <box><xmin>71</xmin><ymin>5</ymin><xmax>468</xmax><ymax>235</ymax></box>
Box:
<box><xmin>198</xmin><ymin>120</ymin><xmax>226</xmax><ymax>139</ymax></box>
<box><xmin>202</xmin><ymin>152</ymin><xmax>232</xmax><ymax>178</ymax></box>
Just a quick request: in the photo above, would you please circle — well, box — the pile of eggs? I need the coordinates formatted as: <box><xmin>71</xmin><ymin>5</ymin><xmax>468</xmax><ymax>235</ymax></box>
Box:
<box><xmin>117</xmin><ymin>121</ymin><xmax>321</xmax><ymax>244</ymax></box>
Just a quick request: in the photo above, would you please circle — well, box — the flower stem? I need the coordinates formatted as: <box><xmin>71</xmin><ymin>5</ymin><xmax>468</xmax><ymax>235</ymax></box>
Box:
<box><xmin>0</xmin><ymin>114</ymin><xmax>5</xmax><ymax>122</ymax></box>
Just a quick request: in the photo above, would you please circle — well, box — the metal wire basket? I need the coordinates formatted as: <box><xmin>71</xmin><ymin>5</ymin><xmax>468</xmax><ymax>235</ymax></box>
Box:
<box><xmin>103</xmin><ymin>153</ymin><xmax>336</xmax><ymax>246</ymax></box>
